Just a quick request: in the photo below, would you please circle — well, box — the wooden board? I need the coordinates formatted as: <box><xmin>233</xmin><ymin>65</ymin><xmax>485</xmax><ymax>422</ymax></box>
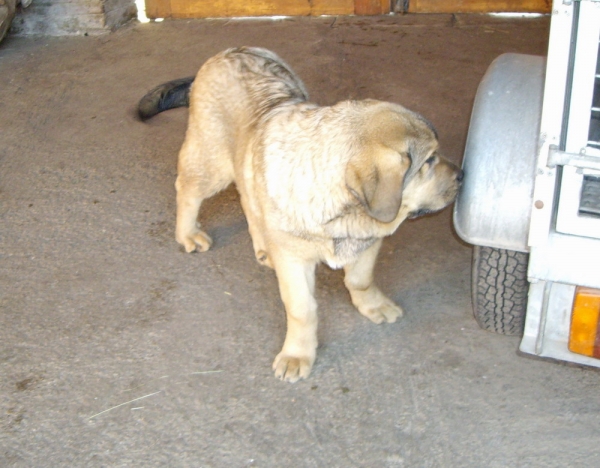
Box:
<box><xmin>145</xmin><ymin>0</ymin><xmax>551</xmax><ymax>18</ymax></box>
<box><xmin>355</xmin><ymin>0</ymin><xmax>391</xmax><ymax>15</ymax></box>
<box><xmin>408</xmin><ymin>0</ymin><xmax>551</xmax><ymax>13</ymax></box>
<box><xmin>145</xmin><ymin>0</ymin><xmax>355</xmax><ymax>19</ymax></box>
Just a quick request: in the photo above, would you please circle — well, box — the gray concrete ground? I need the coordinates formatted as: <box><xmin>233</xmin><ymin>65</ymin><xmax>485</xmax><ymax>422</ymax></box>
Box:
<box><xmin>1</xmin><ymin>14</ymin><xmax>599</xmax><ymax>467</ymax></box>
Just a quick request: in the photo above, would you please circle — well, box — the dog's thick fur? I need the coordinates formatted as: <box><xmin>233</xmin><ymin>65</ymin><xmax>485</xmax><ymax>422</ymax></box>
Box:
<box><xmin>139</xmin><ymin>47</ymin><xmax>463</xmax><ymax>382</ymax></box>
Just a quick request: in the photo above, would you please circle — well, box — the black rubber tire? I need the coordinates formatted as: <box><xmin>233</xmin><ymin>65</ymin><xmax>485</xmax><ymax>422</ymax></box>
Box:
<box><xmin>472</xmin><ymin>246</ymin><xmax>529</xmax><ymax>336</ymax></box>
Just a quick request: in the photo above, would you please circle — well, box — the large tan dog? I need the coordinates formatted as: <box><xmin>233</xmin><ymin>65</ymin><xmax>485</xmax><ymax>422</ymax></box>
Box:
<box><xmin>138</xmin><ymin>47</ymin><xmax>463</xmax><ymax>382</ymax></box>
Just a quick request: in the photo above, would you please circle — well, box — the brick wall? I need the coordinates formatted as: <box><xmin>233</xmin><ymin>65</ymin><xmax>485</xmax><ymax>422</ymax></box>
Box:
<box><xmin>11</xmin><ymin>0</ymin><xmax>137</xmax><ymax>36</ymax></box>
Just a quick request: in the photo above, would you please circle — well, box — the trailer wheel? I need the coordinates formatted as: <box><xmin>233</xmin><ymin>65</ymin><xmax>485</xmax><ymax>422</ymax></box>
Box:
<box><xmin>472</xmin><ymin>246</ymin><xmax>529</xmax><ymax>336</ymax></box>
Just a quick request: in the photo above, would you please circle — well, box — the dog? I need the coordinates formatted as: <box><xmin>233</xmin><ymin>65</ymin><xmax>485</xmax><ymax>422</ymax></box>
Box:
<box><xmin>138</xmin><ymin>47</ymin><xmax>463</xmax><ymax>382</ymax></box>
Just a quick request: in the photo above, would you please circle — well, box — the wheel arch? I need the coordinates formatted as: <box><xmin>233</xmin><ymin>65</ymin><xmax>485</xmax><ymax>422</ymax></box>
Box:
<box><xmin>453</xmin><ymin>53</ymin><xmax>546</xmax><ymax>253</ymax></box>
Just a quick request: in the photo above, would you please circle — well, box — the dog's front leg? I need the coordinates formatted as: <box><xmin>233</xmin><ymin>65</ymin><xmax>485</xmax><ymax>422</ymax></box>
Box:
<box><xmin>344</xmin><ymin>238</ymin><xmax>403</xmax><ymax>324</ymax></box>
<box><xmin>272</xmin><ymin>255</ymin><xmax>318</xmax><ymax>383</ymax></box>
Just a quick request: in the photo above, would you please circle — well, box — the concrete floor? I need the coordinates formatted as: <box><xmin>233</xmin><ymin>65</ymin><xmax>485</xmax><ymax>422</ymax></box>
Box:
<box><xmin>1</xmin><ymin>14</ymin><xmax>599</xmax><ymax>467</ymax></box>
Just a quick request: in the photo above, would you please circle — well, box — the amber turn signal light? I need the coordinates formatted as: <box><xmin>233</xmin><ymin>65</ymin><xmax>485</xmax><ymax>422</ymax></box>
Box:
<box><xmin>569</xmin><ymin>287</ymin><xmax>600</xmax><ymax>358</ymax></box>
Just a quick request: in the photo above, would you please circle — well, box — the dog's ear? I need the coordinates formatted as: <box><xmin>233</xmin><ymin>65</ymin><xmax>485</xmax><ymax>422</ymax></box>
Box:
<box><xmin>346</xmin><ymin>147</ymin><xmax>411</xmax><ymax>223</ymax></box>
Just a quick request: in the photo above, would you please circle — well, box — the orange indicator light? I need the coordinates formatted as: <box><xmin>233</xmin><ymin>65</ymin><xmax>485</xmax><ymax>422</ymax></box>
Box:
<box><xmin>569</xmin><ymin>287</ymin><xmax>600</xmax><ymax>358</ymax></box>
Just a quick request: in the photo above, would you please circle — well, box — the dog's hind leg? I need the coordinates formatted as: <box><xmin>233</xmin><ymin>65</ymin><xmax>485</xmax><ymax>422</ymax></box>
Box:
<box><xmin>343</xmin><ymin>239</ymin><xmax>403</xmax><ymax>324</ymax></box>
<box><xmin>175</xmin><ymin>139</ymin><xmax>234</xmax><ymax>253</ymax></box>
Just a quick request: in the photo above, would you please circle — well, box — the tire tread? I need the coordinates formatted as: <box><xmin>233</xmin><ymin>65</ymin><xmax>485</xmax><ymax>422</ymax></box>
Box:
<box><xmin>472</xmin><ymin>246</ymin><xmax>529</xmax><ymax>336</ymax></box>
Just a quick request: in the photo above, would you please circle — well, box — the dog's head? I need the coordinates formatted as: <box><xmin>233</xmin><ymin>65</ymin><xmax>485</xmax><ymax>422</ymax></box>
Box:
<box><xmin>345</xmin><ymin>102</ymin><xmax>463</xmax><ymax>223</ymax></box>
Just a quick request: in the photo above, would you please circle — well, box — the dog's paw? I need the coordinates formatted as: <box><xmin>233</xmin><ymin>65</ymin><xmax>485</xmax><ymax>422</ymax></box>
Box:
<box><xmin>273</xmin><ymin>353</ymin><xmax>313</xmax><ymax>383</ymax></box>
<box><xmin>176</xmin><ymin>229</ymin><xmax>213</xmax><ymax>253</ymax></box>
<box><xmin>359</xmin><ymin>299</ymin><xmax>403</xmax><ymax>324</ymax></box>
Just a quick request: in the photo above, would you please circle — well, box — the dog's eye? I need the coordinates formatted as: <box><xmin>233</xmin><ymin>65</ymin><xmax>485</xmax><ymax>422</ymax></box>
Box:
<box><xmin>425</xmin><ymin>156</ymin><xmax>436</xmax><ymax>166</ymax></box>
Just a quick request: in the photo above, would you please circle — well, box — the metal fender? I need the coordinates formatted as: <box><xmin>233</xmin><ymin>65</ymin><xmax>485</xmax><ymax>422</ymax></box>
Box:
<box><xmin>453</xmin><ymin>53</ymin><xmax>546</xmax><ymax>253</ymax></box>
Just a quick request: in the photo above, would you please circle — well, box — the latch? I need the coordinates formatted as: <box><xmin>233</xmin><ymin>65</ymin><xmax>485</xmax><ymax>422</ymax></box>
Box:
<box><xmin>547</xmin><ymin>145</ymin><xmax>600</xmax><ymax>171</ymax></box>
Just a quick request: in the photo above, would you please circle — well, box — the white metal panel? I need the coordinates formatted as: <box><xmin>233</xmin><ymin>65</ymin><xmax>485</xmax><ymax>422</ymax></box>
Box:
<box><xmin>565</xmin><ymin>0</ymin><xmax>600</xmax><ymax>155</ymax></box>
<box><xmin>528</xmin><ymin>230</ymin><xmax>600</xmax><ymax>288</ymax></box>
<box><xmin>527</xmin><ymin>3</ymin><xmax>574</xmax><ymax>247</ymax></box>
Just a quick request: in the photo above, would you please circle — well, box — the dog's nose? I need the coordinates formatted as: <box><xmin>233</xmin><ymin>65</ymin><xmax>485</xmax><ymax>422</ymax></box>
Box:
<box><xmin>456</xmin><ymin>169</ymin><xmax>464</xmax><ymax>183</ymax></box>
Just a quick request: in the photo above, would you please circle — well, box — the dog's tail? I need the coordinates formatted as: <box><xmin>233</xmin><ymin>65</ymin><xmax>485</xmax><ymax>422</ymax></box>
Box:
<box><xmin>137</xmin><ymin>77</ymin><xmax>195</xmax><ymax>121</ymax></box>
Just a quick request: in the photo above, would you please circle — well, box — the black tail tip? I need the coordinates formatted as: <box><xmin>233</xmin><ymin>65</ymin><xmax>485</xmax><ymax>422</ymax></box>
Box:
<box><xmin>137</xmin><ymin>96</ymin><xmax>160</xmax><ymax>121</ymax></box>
<box><xmin>137</xmin><ymin>76</ymin><xmax>195</xmax><ymax>121</ymax></box>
